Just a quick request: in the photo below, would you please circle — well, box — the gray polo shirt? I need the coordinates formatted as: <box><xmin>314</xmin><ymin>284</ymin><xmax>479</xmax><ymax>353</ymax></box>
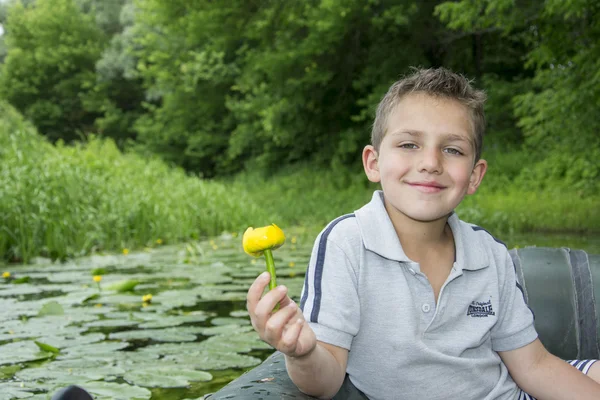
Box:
<box><xmin>300</xmin><ymin>191</ymin><xmax>538</xmax><ymax>400</ymax></box>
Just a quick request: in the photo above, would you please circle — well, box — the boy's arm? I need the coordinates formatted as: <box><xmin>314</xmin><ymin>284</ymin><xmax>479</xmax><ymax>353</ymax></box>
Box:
<box><xmin>499</xmin><ymin>338</ymin><xmax>600</xmax><ymax>399</ymax></box>
<box><xmin>285</xmin><ymin>341</ymin><xmax>348</xmax><ymax>399</ymax></box>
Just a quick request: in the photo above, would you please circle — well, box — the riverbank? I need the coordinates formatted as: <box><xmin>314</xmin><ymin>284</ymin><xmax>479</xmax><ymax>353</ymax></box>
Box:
<box><xmin>1</xmin><ymin>104</ymin><xmax>598</xmax><ymax>264</ymax></box>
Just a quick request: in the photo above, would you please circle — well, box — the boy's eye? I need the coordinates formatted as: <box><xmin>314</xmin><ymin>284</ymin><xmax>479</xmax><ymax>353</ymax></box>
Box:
<box><xmin>444</xmin><ymin>148</ymin><xmax>463</xmax><ymax>155</ymax></box>
<box><xmin>399</xmin><ymin>143</ymin><xmax>418</xmax><ymax>149</ymax></box>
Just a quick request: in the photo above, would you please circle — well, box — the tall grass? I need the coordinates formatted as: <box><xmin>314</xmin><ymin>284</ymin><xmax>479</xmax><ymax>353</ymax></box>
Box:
<box><xmin>0</xmin><ymin>103</ymin><xmax>274</xmax><ymax>263</ymax></box>
<box><xmin>1</xmin><ymin>102</ymin><xmax>598</xmax><ymax>263</ymax></box>
<box><xmin>227</xmin><ymin>161</ymin><xmax>600</xmax><ymax>235</ymax></box>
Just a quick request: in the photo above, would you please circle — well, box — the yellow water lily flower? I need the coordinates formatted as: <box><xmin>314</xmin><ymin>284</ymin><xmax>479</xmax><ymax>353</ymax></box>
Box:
<box><xmin>142</xmin><ymin>294</ymin><xmax>153</xmax><ymax>303</ymax></box>
<box><xmin>122</xmin><ymin>248</ymin><xmax>129</xmax><ymax>255</ymax></box>
<box><xmin>93</xmin><ymin>275</ymin><xmax>102</xmax><ymax>283</ymax></box>
<box><xmin>156</xmin><ymin>238</ymin><xmax>163</xmax><ymax>245</ymax></box>
<box><xmin>242</xmin><ymin>224</ymin><xmax>285</xmax><ymax>257</ymax></box>
<box><xmin>2</xmin><ymin>271</ymin><xmax>10</xmax><ymax>279</ymax></box>
<box><xmin>243</xmin><ymin>224</ymin><xmax>285</xmax><ymax>292</ymax></box>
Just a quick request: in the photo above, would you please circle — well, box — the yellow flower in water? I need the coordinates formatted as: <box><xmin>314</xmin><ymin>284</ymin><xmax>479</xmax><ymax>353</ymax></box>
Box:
<box><xmin>142</xmin><ymin>294</ymin><xmax>153</xmax><ymax>303</ymax></box>
<box><xmin>212</xmin><ymin>244</ymin><xmax>218</xmax><ymax>250</ymax></box>
<box><xmin>2</xmin><ymin>271</ymin><xmax>10</xmax><ymax>279</ymax></box>
<box><xmin>95</xmin><ymin>303</ymin><xmax>103</xmax><ymax>308</ymax></box>
<box><xmin>122</xmin><ymin>248</ymin><xmax>129</xmax><ymax>255</ymax></box>
<box><xmin>291</xmin><ymin>237</ymin><xmax>297</xmax><ymax>244</ymax></box>
<box><xmin>289</xmin><ymin>262</ymin><xmax>295</xmax><ymax>267</ymax></box>
<box><xmin>93</xmin><ymin>275</ymin><xmax>102</xmax><ymax>283</ymax></box>
<box><xmin>142</xmin><ymin>302</ymin><xmax>149</xmax><ymax>308</ymax></box>
<box><xmin>156</xmin><ymin>238</ymin><xmax>163</xmax><ymax>245</ymax></box>
<box><xmin>242</xmin><ymin>224</ymin><xmax>285</xmax><ymax>257</ymax></box>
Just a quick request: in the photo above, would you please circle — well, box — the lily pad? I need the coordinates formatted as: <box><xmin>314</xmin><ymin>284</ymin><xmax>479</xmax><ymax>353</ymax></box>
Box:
<box><xmin>75</xmin><ymin>381</ymin><xmax>151</xmax><ymax>400</ymax></box>
<box><xmin>123</xmin><ymin>367</ymin><xmax>212</xmax><ymax>388</ymax></box>
<box><xmin>34</xmin><ymin>341</ymin><xmax>60</xmax><ymax>354</ymax></box>
<box><xmin>109</xmin><ymin>328</ymin><xmax>198</xmax><ymax>342</ymax></box>
<box><xmin>198</xmin><ymin>325</ymin><xmax>254</xmax><ymax>336</ymax></box>
<box><xmin>137</xmin><ymin>313</ymin><xmax>209</xmax><ymax>329</ymax></box>
<box><xmin>162</xmin><ymin>352</ymin><xmax>262</xmax><ymax>370</ymax></box>
<box><xmin>36</xmin><ymin>333</ymin><xmax>105</xmax><ymax>349</ymax></box>
<box><xmin>60</xmin><ymin>341</ymin><xmax>130</xmax><ymax>357</ymax></box>
<box><xmin>84</xmin><ymin>319</ymin><xmax>139</xmax><ymax>329</ymax></box>
<box><xmin>210</xmin><ymin>317</ymin><xmax>250</xmax><ymax>326</ymax></box>
<box><xmin>0</xmin><ymin>341</ymin><xmax>54</xmax><ymax>366</ymax></box>
<box><xmin>38</xmin><ymin>301</ymin><xmax>64</xmax><ymax>316</ymax></box>
<box><xmin>0</xmin><ymin>382</ymin><xmax>36</xmax><ymax>399</ymax></box>
<box><xmin>105</xmin><ymin>279</ymin><xmax>139</xmax><ymax>293</ymax></box>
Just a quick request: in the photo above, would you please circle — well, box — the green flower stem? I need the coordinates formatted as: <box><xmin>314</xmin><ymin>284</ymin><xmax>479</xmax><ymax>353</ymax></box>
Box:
<box><xmin>264</xmin><ymin>249</ymin><xmax>277</xmax><ymax>290</ymax></box>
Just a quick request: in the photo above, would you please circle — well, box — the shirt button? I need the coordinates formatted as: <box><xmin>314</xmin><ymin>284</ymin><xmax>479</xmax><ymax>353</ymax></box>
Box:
<box><xmin>421</xmin><ymin>303</ymin><xmax>431</xmax><ymax>313</ymax></box>
<box><xmin>409</xmin><ymin>268</ymin><xmax>416</xmax><ymax>275</ymax></box>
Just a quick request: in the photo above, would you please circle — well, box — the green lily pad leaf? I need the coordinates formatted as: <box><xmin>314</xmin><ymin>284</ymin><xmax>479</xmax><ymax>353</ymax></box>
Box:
<box><xmin>37</xmin><ymin>333</ymin><xmax>105</xmax><ymax>349</ymax></box>
<box><xmin>0</xmin><ymin>341</ymin><xmax>53</xmax><ymax>366</ymax></box>
<box><xmin>97</xmin><ymin>294</ymin><xmax>143</xmax><ymax>305</ymax></box>
<box><xmin>210</xmin><ymin>317</ymin><xmax>250</xmax><ymax>326</ymax></box>
<box><xmin>12</xmin><ymin>276</ymin><xmax>31</xmax><ymax>284</ymax></box>
<box><xmin>33</xmin><ymin>340</ymin><xmax>59</xmax><ymax>354</ymax></box>
<box><xmin>91</xmin><ymin>268</ymin><xmax>107</xmax><ymax>275</ymax></box>
<box><xmin>106</xmin><ymin>279</ymin><xmax>139</xmax><ymax>293</ymax></box>
<box><xmin>82</xmin><ymin>293</ymin><xmax>101</xmax><ymax>303</ymax></box>
<box><xmin>84</xmin><ymin>319</ymin><xmax>139</xmax><ymax>329</ymax></box>
<box><xmin>0</xmin><ymin>364</ymin><xmax>22</xmax><ymax>379</ymax></box>
<box><xmin>0</xmin><ymin>318</ymin><xmax>85</xmax><ymax>341</ymax></box>
<box><xmin>229</xmin><ymin>310</ymin><xmax>249</xmax><ymax>318</ymax></box>
<box><xmin>109</xmin><ymin>328</ymin><xmax>197</xmax><ymax>342</ymax></box>
<box><xmin>76</xmin><ymin>381</ymin><xmax>151</xmax><ymax>400</ymax></box>
<box><xmin>15</xmin><ymin>367</ymin><xmax>91</xmax><ymax>385</ymax></box>
<box><xmin>38</xmin><ymin>301</ymin><xmax>64</xmax><ymax>316</ymax></box>
<box><xmin>0</xmin><ymin>382</ymin><xmax>36</xmax><ymax>399</ymax></box>
<box><xmin>60</xmin><ymin>341</ymin><xmax>130</xmax><ymax>358</ymax></box>
<box><xmin>123</xmin><ymin>368</ymin><xmax>212</xmax><ymax>388</ymax></box>
<box><xmin>138</xmin><ymin>314</ymin><xmax>209</xmax><ymax>329</ymax></box>
<box><xmin>0</xmin><ymin>285</ymin><xmax>42</xmax><ymax>297</ymax></box>
<box><xmin>162</xmin><ymin>352</ymin><xmax>262</xmax><ymax>370</ymax></box>
<box><xmin>18</xmin><ymin>363</ymin><xmax>125</xmax><ymax>383</ymax></box>
<box><xmin>198</xmin><ymin>324</ymin><xmax>254</xmax><ymax>336</ymax></box>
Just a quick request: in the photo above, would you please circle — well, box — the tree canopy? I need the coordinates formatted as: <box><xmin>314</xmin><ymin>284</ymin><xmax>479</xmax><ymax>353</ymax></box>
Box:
<box><xmin>0</xmin><ymin>0</ymin><xmax>597</xmax><ymax>192</ymax></box>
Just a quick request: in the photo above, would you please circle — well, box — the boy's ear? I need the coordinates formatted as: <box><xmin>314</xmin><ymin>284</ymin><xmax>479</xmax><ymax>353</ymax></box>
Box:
<box><xmin>467</xmin><ymin>159</ymin><xmax>488</xmax><ymax>195</ymax></box>
<box><xmin>362</xmin><ymin>145</ymin><xmax>381</xmax><ymax>183</ymax></box>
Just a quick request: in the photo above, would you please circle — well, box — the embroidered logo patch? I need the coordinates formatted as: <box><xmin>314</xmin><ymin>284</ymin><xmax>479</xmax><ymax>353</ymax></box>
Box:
<box><xmin>467</xmin><ymin>300</ymin><xmax>495</xmax><ymax>318</ymax></box>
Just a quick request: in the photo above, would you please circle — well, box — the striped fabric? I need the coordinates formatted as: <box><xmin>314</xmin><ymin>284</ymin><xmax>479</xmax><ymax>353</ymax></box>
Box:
<box><xmin>517</xmin><ymin>359</ymin><xmax>598</xmax><ymax>399</ymax></box>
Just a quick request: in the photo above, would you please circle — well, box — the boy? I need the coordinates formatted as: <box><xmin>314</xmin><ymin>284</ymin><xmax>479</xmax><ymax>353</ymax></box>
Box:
<box><xmin>246</xmin><ymin>68</ymin><xmax>600</xmax><ymax>399</ymax></box>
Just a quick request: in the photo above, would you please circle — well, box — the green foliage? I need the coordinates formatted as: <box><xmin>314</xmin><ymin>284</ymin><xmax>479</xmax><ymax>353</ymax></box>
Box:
<box><xmin>0</xmin><ymin>102</ymin><xmax>273</xmax><ymax>263</ymax></box>
<box><xmin>436</xmin><ymin>0</ymin><xmax>600</xmax><ymax>195</ymax></box>
<box><xmin>0</xmin><ymin>0</ymin><xmax>106</xmax><ymax>142</ymax></box>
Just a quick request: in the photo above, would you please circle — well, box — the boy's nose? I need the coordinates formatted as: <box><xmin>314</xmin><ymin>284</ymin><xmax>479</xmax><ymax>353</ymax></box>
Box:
<box><xmin>417</xmin><ymin>148</ymin><xmax>442</xmax><ymax>174</ymax></box>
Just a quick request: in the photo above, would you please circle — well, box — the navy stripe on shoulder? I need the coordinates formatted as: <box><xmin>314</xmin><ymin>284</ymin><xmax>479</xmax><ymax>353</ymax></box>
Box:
<box><xmin>299</xmin><ymin>213</ymin><xmax>355</xmax><ymax>322</ymax></box>
<box><xmin>471</xmin><ymin>226</ymin><xmax>507</xmax><ymax>247</ymax></box>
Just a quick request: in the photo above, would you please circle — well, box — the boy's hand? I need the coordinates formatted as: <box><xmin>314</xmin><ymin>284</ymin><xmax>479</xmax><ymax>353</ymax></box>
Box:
<box><xmin>247</xmin><ymin>271</ymin><xmax>316</xmax><ymax>358</ymax></box>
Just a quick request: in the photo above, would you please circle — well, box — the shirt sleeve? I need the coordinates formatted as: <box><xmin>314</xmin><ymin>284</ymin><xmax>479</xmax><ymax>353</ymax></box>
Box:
<box><xmin>491</xmin><ymin>249</ymin><xmax>538</xmax><ymax>352</ymax></box>
<box><xmin>300</xmin><ymin>231</ymin><xmax>360</xmax><ymax>350</ymax></box>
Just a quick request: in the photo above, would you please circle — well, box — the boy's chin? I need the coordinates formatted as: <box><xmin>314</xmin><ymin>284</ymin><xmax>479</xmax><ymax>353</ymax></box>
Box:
<box><xmin>400</xmin><ymin>208</ymin><xmax>455</xmax><ymax>224</ymax></box>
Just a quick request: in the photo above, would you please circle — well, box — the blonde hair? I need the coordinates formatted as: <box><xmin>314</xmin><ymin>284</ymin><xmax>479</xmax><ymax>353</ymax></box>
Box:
<box><xmin>371</xmin><ymin>67</ymin><xmax>487</xmax><ymax>161</ymax></box>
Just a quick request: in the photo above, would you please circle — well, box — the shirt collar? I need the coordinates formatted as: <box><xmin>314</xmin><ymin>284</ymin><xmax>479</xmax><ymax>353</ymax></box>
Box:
<box><xmin>355</xmin><ymin>190</ymin><xmax>488</xmax><ymax>271</ymax></box>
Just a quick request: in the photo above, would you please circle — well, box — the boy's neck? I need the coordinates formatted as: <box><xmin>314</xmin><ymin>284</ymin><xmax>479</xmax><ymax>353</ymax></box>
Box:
<box><xmin>383</xmin><ymin>199</ymin><xmax>454</xmax><ymax>263</ymax></box>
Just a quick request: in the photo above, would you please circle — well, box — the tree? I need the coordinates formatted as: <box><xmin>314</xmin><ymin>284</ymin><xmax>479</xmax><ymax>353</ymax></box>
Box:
<box><xmin>0</xmin><ymin>0</ymin><xmax>107</xmax><ymax>142</ymax></box>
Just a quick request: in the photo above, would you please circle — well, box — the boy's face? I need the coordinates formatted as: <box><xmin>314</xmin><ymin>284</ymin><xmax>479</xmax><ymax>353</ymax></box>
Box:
<box><xmin>363</xmin><ymin>93</ymin><xmax>487</xmax><ymax>224</ymax></box>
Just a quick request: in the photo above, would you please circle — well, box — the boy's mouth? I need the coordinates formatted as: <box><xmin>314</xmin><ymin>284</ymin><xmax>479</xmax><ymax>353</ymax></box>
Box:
<box><xmin>406</xmin><ymin>181</ymin><xmax>446</xmax><ymax>193</ymax></box>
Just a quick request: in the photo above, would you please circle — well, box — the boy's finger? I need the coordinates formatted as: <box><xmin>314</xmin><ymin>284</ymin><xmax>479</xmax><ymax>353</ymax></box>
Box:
<box><xmin>254</xmin><ymin>285</ymin><xmax>288</xmax><ymax>327</ymax></box>
<box><xmin>246</xmin><ymin>271</ymin><xmax>270</xmax><ymax>313</ymax></box>
<box><xmin>263</xmin><ymin>302</ymin><xmax>298</xmax><ymax>344</ymax></box>
<box><xmin>280</xmin><ymin>317</ymin><xmax>304</xmax><ymax>355</ymax></box>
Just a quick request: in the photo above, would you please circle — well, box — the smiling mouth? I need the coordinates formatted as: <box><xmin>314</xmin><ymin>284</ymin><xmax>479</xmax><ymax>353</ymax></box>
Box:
<box><xmin>406</xmin><ymin>182</ymin><xmax>446</xmax><ymax>193</ymax></box>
